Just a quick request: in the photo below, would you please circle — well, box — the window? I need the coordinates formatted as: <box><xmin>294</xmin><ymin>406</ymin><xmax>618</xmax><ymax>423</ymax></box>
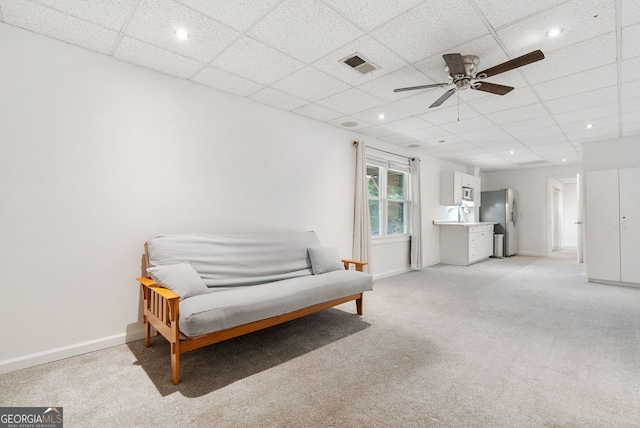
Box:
<box><xmin>367</xmin><ymin>159</ymin><xmax>410</xmax><ymax>238</ymax></box>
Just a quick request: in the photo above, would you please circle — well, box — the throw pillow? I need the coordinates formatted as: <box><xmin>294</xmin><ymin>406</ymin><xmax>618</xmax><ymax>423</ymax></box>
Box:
<box><xmin>146</xmin><ymin>261</ymin><xmax>209</xmax><ymax>301</ymax></box>
<box><xmin>308</xmin><ymin>246</ymin><xmax>344</xmax><ymax>275</ymax></box>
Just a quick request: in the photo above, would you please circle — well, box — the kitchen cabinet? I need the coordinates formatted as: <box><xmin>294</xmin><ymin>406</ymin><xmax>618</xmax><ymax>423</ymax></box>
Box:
<box><xmin>586</xmin><ymin>167</ymin><xmax>640</xmax><ymax>284</ymax></box>
<box><xmin>440</xmin><ymin>171</ymin><xmax>481</xmax><ymax>206</ymax></box>
<box><xmin>439</xmin><ymin>224</ymin><xmax>494</xmax><ymax>266</ymax></box>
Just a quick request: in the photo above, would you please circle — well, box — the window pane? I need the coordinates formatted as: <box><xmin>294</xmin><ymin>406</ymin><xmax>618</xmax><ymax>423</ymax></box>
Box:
<box><xmin>369</xmin><ymin>200</ymin><xmax>380</xmax><ymax>236</ymax></box>
<box><xmin>387</xmin><ymin>201</ymin><xmax>406</xmax><ymax>235</ymax></box>
<box><xmin>387</xmin><ymin>170</ymin><xmax>406</xmax><ymax>200</ymax></box>
<box><xmin>367</xmin><ymin>165</ymin><xmax>380</xmax><ymax>198</ymax></box>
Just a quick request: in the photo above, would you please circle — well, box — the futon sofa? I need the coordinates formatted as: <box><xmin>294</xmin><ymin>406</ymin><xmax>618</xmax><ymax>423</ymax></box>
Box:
<box><xmin>136</xmin><ymin>231</ymin><xmax>373</xmax><ymax>384</ymax></box>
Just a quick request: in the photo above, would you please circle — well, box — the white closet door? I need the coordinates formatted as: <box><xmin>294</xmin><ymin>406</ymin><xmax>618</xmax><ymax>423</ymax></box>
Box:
<box><xmin>619</xmin><ymin>167</ymin><xmax>640</xmax><ymax>283</ymax></box>
<box><xmin>586</xmin><ymin>169</ymin><xmax>620</xmax><ymax>281</ymax></box>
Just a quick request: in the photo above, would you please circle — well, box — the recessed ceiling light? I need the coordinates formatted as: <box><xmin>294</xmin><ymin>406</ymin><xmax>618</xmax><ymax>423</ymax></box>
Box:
<box><xmin>509</xmin><ymin>150</ymin><xmax>515</xmax><ymax>155</ymax></box>
<box><xmin>438</xmin><ymin>140</ymin><xmax>446</xmax><ymax>143</ymax></box>
<box><xmin>378</xmin><ymin>113</ymin><xmax>385</xmax><ymax>120</ymax></box>
<box><xmin>341</xmin><ymin>121</ymin><xmax>358</xmax><ymax>127</ymax></box>
<box><xmin>407</xmin><ymin>143</ymin><xmax>421</xmax><ymax>148</ymax></box>
<box><xmin>585</xmin><ymin>123</ymin><xmax>594</xmax><ymax>129</ymax></box>
<box><xmin>176</xmin><ymin>28</ymin><xmax>189</xmax><ymax>40</ymax></box>
<box><xmin>562</xmin><ymin>159</ymin><xmax>567</xmax><ymax>162</ymax></box>
<box><xmin>546</xmin><ymin>28</ymin><xmax>563</xmax><ymax>38</ymax></box>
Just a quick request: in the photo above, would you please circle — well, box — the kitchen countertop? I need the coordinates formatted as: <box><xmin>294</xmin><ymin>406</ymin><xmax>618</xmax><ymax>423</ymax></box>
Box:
<box><xmin>433</xmin><ymin>220</ymin><xmax>498</xmax><ymax>226</ymax></box>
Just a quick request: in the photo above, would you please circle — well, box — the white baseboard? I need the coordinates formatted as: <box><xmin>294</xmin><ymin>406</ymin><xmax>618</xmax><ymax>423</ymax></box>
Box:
<box><xmin>373</xmin><ymin>267</ymin><xmax>412</xmax><ymax>280</ymax></box>
<box><xmin>0</xmin><ymin>330</ymin><xmax>145</xmax><ymax>375</ymax></box>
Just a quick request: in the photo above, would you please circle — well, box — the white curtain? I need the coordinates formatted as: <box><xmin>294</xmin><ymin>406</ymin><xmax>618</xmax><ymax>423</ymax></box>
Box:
<box><xmin>353</xmin><ymin>141</ymin><xmax>372</xmax><ymax>273</ymax></box>
<box><xmin>410</xmin><ymin>157</ymin><xmax>422</xmax><ymax>269</ymax></box>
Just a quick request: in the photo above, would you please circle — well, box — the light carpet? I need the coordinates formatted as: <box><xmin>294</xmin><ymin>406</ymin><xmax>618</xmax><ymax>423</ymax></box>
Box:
<box><xmin>2</xmin><ymin>254</ymin><xmax>640</xmax><ymax>427</ymax></box>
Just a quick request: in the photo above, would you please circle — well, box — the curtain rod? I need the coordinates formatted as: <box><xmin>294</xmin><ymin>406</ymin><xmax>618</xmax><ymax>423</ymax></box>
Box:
<box><xmin>354</xmin><ymin>141</ymin><xmax>417</xmax><ymax>161</ymax></box>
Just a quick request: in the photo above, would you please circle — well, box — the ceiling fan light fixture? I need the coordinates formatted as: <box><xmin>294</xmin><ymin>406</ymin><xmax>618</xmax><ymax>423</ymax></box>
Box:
<box><xmin>546</xmin><ymin>28</ymin><xmax>563</xmax><ymax>38</ymax></box>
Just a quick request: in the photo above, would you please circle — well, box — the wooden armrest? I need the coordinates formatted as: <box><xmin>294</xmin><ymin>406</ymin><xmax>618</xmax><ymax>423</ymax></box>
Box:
<box><xmin>341</xmin><ymin>258</ymin><xmax>368</xmax><ymax>266</ymax></box>
<box><xmin>136</xmin><ymin>277</ymin><xmax>181</xmax><ymax>300</ymax></box>
<box><xmin>341</xmin><ymin>258</ymin><xmax>368</xmax><ymax>272</ymax></box>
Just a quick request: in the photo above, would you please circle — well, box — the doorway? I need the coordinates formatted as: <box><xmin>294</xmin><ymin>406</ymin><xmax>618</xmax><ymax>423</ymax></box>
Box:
<box><xmin>547</xmin><ymin>174</ymin><xmax>583</xmax><ymax>262</ymax></box>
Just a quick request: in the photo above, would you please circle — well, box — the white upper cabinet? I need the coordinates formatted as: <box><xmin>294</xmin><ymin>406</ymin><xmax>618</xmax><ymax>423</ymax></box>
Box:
<box><xmin>440</xmin><ymin>171</ymin><xmax>481</xmax><ymax>206</ymax></box>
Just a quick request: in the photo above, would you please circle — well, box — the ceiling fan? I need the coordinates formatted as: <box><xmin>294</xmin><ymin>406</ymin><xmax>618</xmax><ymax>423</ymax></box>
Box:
<box><xmin>394</xmin><ymin>50</ymin><xmax>545</xmax><ymax>108</ymax></box>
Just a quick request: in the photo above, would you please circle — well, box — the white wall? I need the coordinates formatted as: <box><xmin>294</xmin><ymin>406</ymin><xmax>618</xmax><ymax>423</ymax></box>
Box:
<box><xmin>0</xmin><ymin>24</ymin><xmax>362</xmax><ymax>367</ymax></box>
<box><xmin>481</xmin><ymin>164</ymin><xmax>583</xmax><ymax>256</ymax></box>
<box><xmin>562</xmin><ymin>182</ymin><xmax>578</xmax><ymax>248</ymax></box>
<box><xmin>582</xmin><ymin>135</ymin><xmax>640</xmax><ymax>171</ymax></box>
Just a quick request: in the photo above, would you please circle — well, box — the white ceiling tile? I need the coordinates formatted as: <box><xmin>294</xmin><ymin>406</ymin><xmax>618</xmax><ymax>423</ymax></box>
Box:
<box><xmin>440</xmin><ymin>143</ymin><xmax>482</xmax><ymax>153</ymax></box>
<box><xmin>622</xmin><ymin>97</ymin><xmax>640</xmax><ymax>113</ymax></box>
<box><xmin>520</xmin><ymin>32</ymin><xmax>617</xmax><ymax>85</ymax></box>
<box><xmin>114</xmin><ymin>36</ymin><xmax>203</xmax><ymax>78</ymax></box>
<box><xmin>415</xmin><ymin>146</ymin><xmax>446</xmax><ymax>155</ymax></box>
<box><xmin>211</xmin><ymin>36</ymin><xmax>304</xmax><ymax>85</ymax></box>
<box><xmin>467</xmin><ymin>87</ymin><xmax>540</xmax><ymax>114</ymax></box>
<box><xmin>519</xmin><ymin>134</ymin><xmax>569</xmax><ymax>146</ymax></box>
<box><xmin>622</xmin><ymin>80</ymin><xmax>640</xmax><ymax>100</ymax></box>
<box><xmin>417</xmin><ymin>103</ymin><xmax>480</xmax><ymax>125</ymax></box>
<box><xmin>457</xmin><ymin>125</ymin><xmax>507</xmax><ymax>142</ymax></box>
<box><xmin>327</xmin><ymin>116</ymin><xmax>373</xmax><ymax>130</ymax></box>
<box><xmin>483</xmin><ymin>141</ymin><xmax>526</xmax><ymax>154</ymax></box>
<box><xmin>191</xmin><ymin>66</ymin><xmax>264</xmax><ymax>97</ymax></box>
<box><xmin>1</xmin><ymin>0</ymin><xmax>118</xmax><ymax>53</ymax></box>
<box><xmin>474</xmin><ymin>0</ymin><xmax>567</xmax><ymax>28</ymax></box>
<box><xmin>497</xmin><ymin>0</ymin><xmax>615</xmax><ymax>57</ymax></box>
<box><xmin>511</xmin><ymin>125</ymin><xmax>564</xmax><ymax>141</ymax></box>
<box><xmin>272</xmin><ymin>67</ymin><xmax>350</xmax><ymax>102</ymax></box>
<box><xmin>440</xmin><ymin>116</ymin><xmax>495</xmax><ymax>134</ymax></box>
<box><xmin>560</xmin><ymin>115</ymin><xmax>618</xmax><ymax>133</ymax></box>
<box><xmin>403</xmin><ymin>126</ymin><xmax>450</xmax><ymax>141</ymax></box>
<box><xmin>380</xmin><ymin>116</ymin><xmax>431</xmax><ymax>133</ymax></box>
<box><xmin>177</xmin><ymin>0</ymin><xmax>281</xmax><ymax>31</ymax></box>
<box><xmin>36</xmin><ymin>0</ymin><xmax>134</xmax><ymax>31</ymax></box>
<box><xmin>126</xmin><ymin>0</ymin><xmax>239</xmax><ymax>63</ymax></box>
<box><xmin>312</xmin><ymin>35</ymin><xmax>409</xmax><ymax>86</ymax></box>
<box><xmin>390</xmin><ymin>92</ymin><xmax>440</xmax><ymax>116</ymax></box>
<box><xmin>500</xmin><ymin>115</ymin><xmax>557</xmax><ymax>133</ymax></box>
<box><xmin>468</xmin><ymin>134</ymin><xmax>518</xmax><ymax>147</ymax></box>
<box><xmin>248</xmin><ymin>0</ymin><xmax>363</xmax><ymax>63</ymax></box>
<box><xmin>544</xmin><ymin>86</ymin><xmax>618</xmax><ymax>114</ymax></box>
<box><xmin>371</xmin><ymin>0</ymin><xmax>489</xmax><ymax>63</ymax></box>
<box><xmin>534</xmin><ymin>63</ymin><xmax>617</xmax><ymax>101</ymax></box>
<box><xmin>352</xmin><ymin>104</ymin><xmax>412</xmax><ymax>124</ymax></box>
<box><xmin>554</xmin><ymin>102</ymin><xmax>618</xmax><ymax>125</ymax></box>
<box><xmin>529</xmin><ymin>142</ymin><xmax>574</xmax><ymax>152</ymax></box>
<box><xmin>414</xmin><ymin>34</ymin><xmax>507</xmax><ymax>83</ymax></box>
<box><xmin>354</xmin><ymin>126</ymin><xmax>396</xmax><ymax>139</ymax></box>
<box><xmin>623</xmin><ymin>110</ymin><xmax>640</xmax><ymax>124</ymax></box>
<box><xmin>358</xmin><ymin>66</ymin><xmax>435</xmax><ymax>103</ymax></box>
<box><xmin>459</xmin><ymin>153</ymin><xmax>503</xmax><ymax>162</ymax></box>
<box><xmin>622</xmin><ymin>23</ymin><xmax>640</xmax><ymax>59</ymax></box>
<box><xmin>379</xmin><ymin>134</ymin><xmax>416</xmax><ymax>145</ymax></box>
<box><xmin>499</xmin><ymin>152</ymin><xmax>544</xmax><ymax>163</ymax></box>
<box><xmin>622</xmin><ymin>0</ymin><xmax>640</xmax><ymax>27</ymax></box>
<box><xmin>565</xmin><ymin>124</ymin><xmax>620</xmax><ymax>141</ymax></box>
<box><xmin>321</xmin><ymin>0</ymin><xmax>424</xmax><ymax>31</ymax></box>
<box><xmin>486</xmin><ymin>103</ymin><xmax>549</xmax><ymax>125</ymax></box>
<box><xmin>249</xmin><ymin>88</ymin><xmax>308</xmax><ymax>110</ymax></box>
<box><xmin>622</xmin><ymin>55</ymin><xmax>640</xmax><ymax>83</ymax></box>
<box><xmin>418</xmin><ymin>134</ymin><xmax>465</xmax><ymax>146</ymax></box>
<box><xmin>622</xmin><ymin>122</ymin><xmax>640</xmax><ymax>135</ymax></box>
<box><xmin>291</xmin><ymin>103</ymin><xmax>343</xmax><ymax>122</ymax></box>
<box><xmin>317</xmin><ymin>88</ymin><xmax>384</xmax><ymax>115</ymax></box>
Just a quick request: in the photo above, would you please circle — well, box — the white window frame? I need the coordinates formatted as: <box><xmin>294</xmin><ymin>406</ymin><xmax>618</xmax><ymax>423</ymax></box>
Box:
<box><xmin>367</xmin><ymin>156</ymin><xmax>411</xmax><ymax>242</ymax></box>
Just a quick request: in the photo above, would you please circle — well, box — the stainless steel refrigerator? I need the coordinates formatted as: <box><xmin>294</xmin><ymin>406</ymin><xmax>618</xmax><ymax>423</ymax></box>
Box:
<box><xmin>480</xmin><ymin>189</ymin><xmax>519</xmax><ymax>256</ymax></box>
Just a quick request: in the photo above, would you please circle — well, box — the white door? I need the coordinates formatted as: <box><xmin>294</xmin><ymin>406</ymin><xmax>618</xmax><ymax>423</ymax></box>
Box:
<box><xmin>586</xmin><ymin>169</ymin><xmax>620</xmax><ymax>281</ymax></box>
<box><xmin>619</xmin><ymin>167</ymin><xmax>640</xmax><ymax>283</ymax></box>
<box><xmin>576</xmin><ymin>173</ymin><xmax>584</xmax><ymax>263</ymax></box>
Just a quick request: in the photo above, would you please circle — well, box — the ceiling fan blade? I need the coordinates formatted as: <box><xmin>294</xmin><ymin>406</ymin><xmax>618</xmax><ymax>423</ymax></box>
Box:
<box><xmin>443</xmin><ymin>53</ymin><xmax>466</xmax><ymax>76</ymax></box>
<box><xmin>393</xmin><ymin>83</ymin><xmax>449</xmax><ymax>93</ymax></box>
<box><xmin>429</xmin><ymin>88</ymin><xmax>456</xmax><ymax>108</ymax></box>
<box><xmin>476</xmin><ymin>50</ymin><xmax>545</xmax><ymax>79</ymax></box>
<box><xmin>472</xmin><ymin>81</ymin><xmax>514</xmax><ymax>95</ymax></box>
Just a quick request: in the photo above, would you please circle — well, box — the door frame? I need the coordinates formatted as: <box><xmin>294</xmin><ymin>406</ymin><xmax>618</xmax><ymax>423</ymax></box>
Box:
<box><xmin>546</xmin><ymin>174</ymin><xmax>583</xmax><ymax>261</ymax></box>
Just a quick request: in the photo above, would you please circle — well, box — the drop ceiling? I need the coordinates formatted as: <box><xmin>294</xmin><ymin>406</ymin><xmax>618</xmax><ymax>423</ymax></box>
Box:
<box><xmin>1</xmin><ymin>0</ymin><xmax>639</xmax><ymax>171</ymax></box>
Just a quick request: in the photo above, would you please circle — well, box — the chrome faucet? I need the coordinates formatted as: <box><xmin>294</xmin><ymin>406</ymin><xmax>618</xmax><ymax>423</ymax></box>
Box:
<box><xmin>458</xmin><ymin>203</ymin><xmax>471</xmax><ymax>223</ymax></box>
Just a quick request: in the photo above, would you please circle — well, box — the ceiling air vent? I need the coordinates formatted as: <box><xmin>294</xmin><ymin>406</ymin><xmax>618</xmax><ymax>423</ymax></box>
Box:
<box><xmin>516</xmin><ymin>160</ymin><xmax>552</xmax><ymax>167</ymax></box>
<box><xmin>342</xmin><ymin>53</ymin><xmax>379</xmax><ymax>75</ymax></box>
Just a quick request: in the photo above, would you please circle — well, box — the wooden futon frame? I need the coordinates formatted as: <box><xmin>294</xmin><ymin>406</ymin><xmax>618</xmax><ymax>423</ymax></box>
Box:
<box><xmin>136</xmin><ymin>243</ymin><xmax>367</xmax><ymax>384</ymax></box>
